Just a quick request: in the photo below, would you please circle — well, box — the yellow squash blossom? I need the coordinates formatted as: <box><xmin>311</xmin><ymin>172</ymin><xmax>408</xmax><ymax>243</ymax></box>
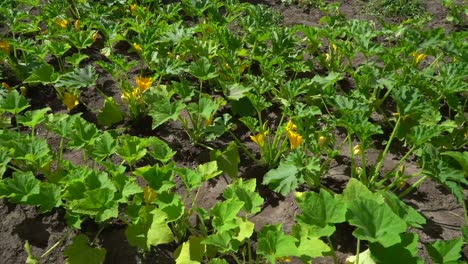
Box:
<box><xmin>286</xmin><ymin>119</ymin><xmax>297</xmax><ymax>132</ymax></box>
<box><xmin>143</xmin><ymin>186</ymin><xmax>157</xmax><ymax>204</ymax></box>
<box><xmin>62</xmin><ymin>92</ymin><xmax>79</xmax><ymax>111</ymax></box>
<box><xmin>132</xmin><ymin>42</ymin><xmax>142</xmax><ymax>53</ymax></box>
<box><xmin>287</xmin><ymin>131</ymin><xmax>303</xmax><ymax>150</ymax></box>
<box><xmin>121</xmin><ymin>88</ymin><xmax>138</xmax><ymax>103</ymax></box>
<box><xmin>135</xmin><ymin>76</ymin><xmax>152</xmax><ymax>93</ymax></box>
<box><xmin>92</xmin><ymin>32</ymin><xmax>98</xmax><ymax>42</ymax></box>
<box><xmin>0</xmin><ymin>40</ymin><xmax>10</xmax><ymax>54</ymax></box>
<box><xmin>74</xmin><ymin>20</ymin><xmax>80</xmax><ymax>30</ymax></box>
<box><xmin>250</xmin><ymin>131</ymin><xmax>268</xmax><ymax>146</ymax></box>
<box><xmin>353</xmin><ymin>144</ymin><xmax>361</xmax><ymax>156</ymax></box>
<box><xmin>55</xmin><ymin>18</ymin><xmax>69</xmax><ymax>29</ymax></box>
<box><xmin>411</xmin><ymin>51</ymin><xmax>426</xmax><ymax>64</ymax></box>
<box><xmin>130</xmin><ymin>3</ymin><xmax>137</xmax><ymax>15</ymax></box>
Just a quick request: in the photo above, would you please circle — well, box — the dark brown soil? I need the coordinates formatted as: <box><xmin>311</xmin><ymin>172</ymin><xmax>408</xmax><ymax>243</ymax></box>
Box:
<box><xmin>1</xmin><ymin>1</ymin><xmax>467</xmax><ymax>264</ymax></box>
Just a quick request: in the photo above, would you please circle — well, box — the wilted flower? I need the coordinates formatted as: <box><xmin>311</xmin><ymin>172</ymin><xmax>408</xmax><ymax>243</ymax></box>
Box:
<box><xmin>55</xmin><ymin>18</ymin><xmax>69</xmax><ymax>29</ymax></box>
<box><xmin>135</xmin><ymin>76</ymin><xmax>152</xmax><ymax>93</ymax></box>
<box><xmin>204</xmin><ymin>113</ymin><xmax>215</xmax><ymax>126</ymax></box>
<box><xmin>1</xmin><ymin>82</ymin><xmax>11</xmax><ymax>90</ymax></box>
<box><xmin>0</xmin><ymin>40</ymin><xmax>10</xmax><ymax>54</ymax></box>
<box><xmin>353</xmin><ymin>144</ymin><xmax>361</xmax><ymax>156</ymax></box>
<box><xmin>62</xmin><ymin>92</ymin><xmax>79</xmax><ymax>111</ymax></box>
<box><xmin>132</xmin><ymin>42</ymin><xmax>142</xmax><ymax>53</ymax></box>
<box><xmin>250</xmin><ymin>131</ymin><xmax>268</xmax><ymax>146</ymax></box>
<box><xmin>287</xmin><ymin>131</ymin><xmax>303</xmax><ymax>150</ymax></box>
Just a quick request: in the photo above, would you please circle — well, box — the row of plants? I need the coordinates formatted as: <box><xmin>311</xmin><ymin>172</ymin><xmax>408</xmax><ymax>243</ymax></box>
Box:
<box><xmin>0</xmin><ymin>0</ymin><xmax>467</xmax><ymax>263</ymax></box>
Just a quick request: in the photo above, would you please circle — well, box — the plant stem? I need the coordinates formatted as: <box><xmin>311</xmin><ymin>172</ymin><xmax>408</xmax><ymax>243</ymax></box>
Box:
<box><xmin>369</xmin><ymin>116</ymin><xmax>401</xmax><ymax>185</ymax></box>
<box><xmin>397</xmin><ymin>175</ymin><xmax>427</xmax><ymax>199</ymax></box>
<box><xmin>355</xmin><ymin>238</ymin><xmax>361</xmax><ymax>264</ymax></box>
<box><xmin>327</xmin><ymin>236</ymin><xmax>338</xmax><ymax>264</ymax></box>
<box><xmin>227</xmin><ymin>130</ymin><xmax>260</xmax><ymax>164</ymax></box>
<box><xmin>40</xmin><ymin>228</ymin><xmax>73</xmax><ymax>258</ymax></box>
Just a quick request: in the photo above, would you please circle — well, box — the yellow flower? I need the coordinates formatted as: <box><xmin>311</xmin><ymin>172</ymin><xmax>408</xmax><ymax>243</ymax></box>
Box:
<box><xmin>130</xmin><ymin>3</ymin><xmax>137</xmax><ymax>15</ymax></box>
<box><xmin>92</xmin><ymin>32</ymin><xmax>98</xmax><ymax>42</ymax></box>
<box><xmin>353</xmin><ymin>145</ymin><xmax>361</xmax><ymax>156</ymax></box>
<box><xmin>62</xmin><ymin>92</ymin><xmax>79</xmax><ymax>111</ymax></box>
<box><xmin>287</xmin><ymin>131</ymin><xmax>303</xmax><ymax>150</ymax></box>
<box><xmin>132</xmin><ymin>42</ymin><xmax>142</xmax><ymax>53</ymax></box>
<box><xmin>204</xmin><ymin>113</ymin><xmax>215</xmax><ymax>126</ymax></box>
<box><xmin>411</xmin><ymin>51</ymin><xmax>426</xmax><ymax>64</ymax></box>
<box><xmin>143</xmin><ymin>186</ymin><xmax>157</xmax><ymax>204</ymax></box>
<box><xmin>286</xmin><ymin>119</ymin><xmax>297</xmax><ymax>132</ymax></box>
<box><xmin>121</xmin><ymin>88</ymin><xmax>138</xmax><ymax>103</ymax></box>
<box><xmin>0</xmin><ymin>40</ymin><xmax>10</xmax><ymax>54</ymax></box>
<box><xmin>135</xmin><ymin>76</ymin><xmax>152</xmax><ymax>93</ymax></box>
<box><xmin>55</xmin><ymin>18</ymin><xmax>69</xmax><ymax>29</ymax></box>
<box><xmin>250</xmin><ymin>131</ymin><xmax>268</xmax><ymax>146</ymax></box>
<box><xmin>74</xmin><ymin>20</ymin><xmax>80</xmax><ymax>30</ymax></box>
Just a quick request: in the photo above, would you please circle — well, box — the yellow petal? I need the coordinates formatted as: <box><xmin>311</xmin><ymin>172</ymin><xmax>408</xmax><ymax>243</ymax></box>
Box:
<box><xmin>132</xmin><ymin>42</ymin><xmax>142</xmax><ymax>53</ymax></box>
<box><xmin>62</xmin><ymin>93</ymin><xmax>79</xmax><ymax>111</ymax></box>
<box><xmin>135</xmin><ymin>76</ymin><xmax>152</xmax><ymax>92</ymax></box>
<box><xmin>0</xmin><ymin>40</ymin><xmax>10</xmax><ymax>54</ymax></box>
<box><xmin>55</xmin><ymin>18</ymin><xmax>68</xmax><ymax>29</ymax></box>
<box><xmin>353</xmin><ymin>145</ymin><xmax>361</xmax><ymax>156</ymax></box>
<box><xmin>287</xmin><ymin>131</ymin><xmax>302</xmax><ymax>150</ymax></box>
<box><xmin>286</xmin><ymin>119</ymin><xmax>297</xmax><ymax>132</ymax></box>
<box><xmin>250</xmin><ymin>131</ymin><xmax>268</xmax><ymax>146</ymax></box>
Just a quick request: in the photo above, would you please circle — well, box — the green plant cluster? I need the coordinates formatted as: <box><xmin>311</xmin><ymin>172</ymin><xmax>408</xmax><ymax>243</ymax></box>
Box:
<box><xmin>0</xmin><ymin>0</ymin><xmax>467</xmax><ymax>263</ymax></box>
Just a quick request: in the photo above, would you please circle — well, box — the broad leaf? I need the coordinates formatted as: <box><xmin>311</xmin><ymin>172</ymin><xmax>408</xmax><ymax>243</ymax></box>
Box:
<box><xmin>0</xmin><ymin>171</ymin><xmax>40</xmax><ymax>203</ymax></box>
<box><xmin>189</xmin><ymin>57</ymin><xmax>218</xmax><ymax>81</ymax></box>
<box><xmin>63</xmin><ymin>235</ymin><xmax>106</xmax><ymax>264</ymax></box>
<box><xmin>96</xmin><ymin>97</ymin><xmax>124</xmax><ymax>127</ymax></box>
<box><xmin>23</xmin><ymin>64</ymin><xmax>59</xmax><ymax>84</ymax></box>
<box><xmin>0</xmin><ymin>90</ymin><xmax>30</xmax><ymax>114</ymax></box>
<box><xmin>174</xmin><ymin>236</ymin><xmax>205</xmax><ymax>264</ymax></box>
<box><xmin>210</xmin><ymin>142</ymin><xmax>240</xmax><ymax>179</ymax></box>
<box><xmin>211</xmin><ymin>199</ymin><xmax>244</xmax><ymax>232</ymax></box>
<box><xmin>426</xmin><ymin>237</ymin><xmax>463</xmax><ymax>264</ymax></box>
<box><xmin>369</xmin><ymin>233</ymin><xmax>423</xmax><ymax>264</ymax></box>
<box><xmin>262</xmin><ymin>161</ymin><xmax>299</xmax><ymax>196</ymax></box>
<box><xmin>149</xmin><ymin>99</ymin><xmax>185</xmax><ymax>129</ymax></box>
<box><xmin>257</xmin><ymin>224</ymin><xmax>300</xmax><ymax>263</ymax></box>
<box><xmin>28</xmin><ymin>183</ymin><xmax>62</xmax><ymax>213</ymax></box>
<box><xmin>347</xmin><ymin>198</ymin><xmax>407</xmax><ymax>247</ymax></box>
<box><xmin>56</xmin><ymin>65</ymin><xmax>98</xmax><ymax>89</ymax></box>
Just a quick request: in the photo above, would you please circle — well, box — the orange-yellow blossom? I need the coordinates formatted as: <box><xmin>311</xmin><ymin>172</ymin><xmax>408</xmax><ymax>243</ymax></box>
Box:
<box><xmin>55</xmin><ymin>18</ymin><xmax>68</xmax><ymax>29</ymax></box>
<box><xmin>132</xmin><ymin>42</ymin><xmax>142</xmax><ymax>53</ymax></box>
<box><xmin>62</xmin><ymin>92</ymin><xmax>79</xmax><ymax>111</ymax></box>
<box><xmin>286</xmin><ymin>119</ymin><xmax>297</xmax><ymax>132</ymax></box>
<box><xmin>287</xmin><ymin>131</ymin><xmax>303</xmax><ymax>150</ymax></box>
<box><xmin>135</xmin><ymin>76</ymin><xmax>152</xmax><ymax>93</ymax></box>
<box><xmin>250</xmin><ymin>131</ymin><xmax>268</xmax><ymax>146</ymax></box>
<box><xmin>411</xmin><ymin>51</ymin><xmax>426</xmax><ymax>64</ymax></box>
<box><xmin>74</xmin><ymin>20</ymin><xmax>80</xmax><ymax>30</ymax></box>
<box><xmin>0</xmin><ymin>40</ymin><xmax>10</xmax><ymax>54</ymax></box>
<box><xmin>130</xmin><ymin>4</ymin><xmax>137</xmax><ymax>15</ymax></box>
<box><xmin>121</xmin><ymin>89</ymin><xmax>138</xmax><ymax>103</ymax></box>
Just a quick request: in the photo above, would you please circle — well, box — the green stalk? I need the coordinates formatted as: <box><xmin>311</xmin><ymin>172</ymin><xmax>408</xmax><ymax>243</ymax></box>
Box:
<box><xmin>227</xmin><ymin>130</ymin><xmax>260</xmax><ymax>164</ymax></box>
<box><xmin>360</xmin><ymin>144</ymin><xmax>368</xmax><ymax>186</ymax></box>
<box><xmin>355</xmin><ymin>238</ymin><xmax>361</xmax><ymax>264</ymax></box>
<box><xmin>40</xmin><ymin>228</ymin><xmax>73</xmax><ymax>258</ymax></box>
<box><xmin>56</xmin><ymin>137</ymin><xmax>65</xmax><ymax>173</ymax></box>
<box><xmin>327</xmin><ymin>236</ymin><xmax>338</xmax><ymax>264</ymax></box>
<box><xmin>348</xmin><ymin>133</ymin><xmax>356</xmax><ymax>178</ymax></box>
<box><xmin>397</xmin><ymin>175</ymin><xmax>427</xmax><ymax>199</ymax></box>
<box><xmin>369</xmin><ymin>116</ymin><xmax>401</xmax><ymax>185</ymax></box>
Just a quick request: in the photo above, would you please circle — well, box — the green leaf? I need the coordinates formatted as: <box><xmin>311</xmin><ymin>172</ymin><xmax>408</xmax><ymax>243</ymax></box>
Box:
<box><xmin>0</xmin><ymin>90</ymin><xmax>30</xmax><ymax>114</ymax></box>
<box><xmin>96</xmin><ymin>97</ymin><xmax>124</xmax><ymax>127</ymax></box>
<box><xmin>345</xmin><ymin>249</ymin><xmax>375</xmax><ymax>264</ymax></box>
<box><xmin>347</xmin><ymin>198</ymin><xmax>407</xmax><ymax>247</ymax></box>
<box><xmin>45</xmin><ymin>113</ymin><xmax>79</xmax><ymax>138</ymax></box>
<box><xmin>155</xmin><ymin>192</ymin><xmax>184</xmax><ymax>222</ymax></box>
<box><xmin>90</xmin><ymin>132</ymin><xmax>118</xmax><ymax>161</ymax></box>
<box><xmin>23</xmin><ymin>64</ymin><xmax>59</xmax><ymax>84</ymax></box>
<box><xmin>125</xmin><ymin>207</ymin><xmax>174</xmax><ymax>251</ymax></box>
<box><xmin>28</xmin><ymin>183</ymin><xmax>62</xmax><ymax>213</ymax></box>
<box><xmin>262</xmin><ymin>161</ymin><xmax>299</xmax><ymax>196</ymax></box>
<box><xmin>68</xmin><ymin>30</ymin><xmax>97</xmax><ymax>50</ymax></box>
<box><xmin>0</xmin><ymin>171</ymin><xmax>40</xmax><ymax>203</ymax></box>
<box><xmin>16</xmin><ymin>107</ymin><xmax>51</xmax><ymax>128</ymax></box>
<box><xmin>149</xmin><ymin>99</ymin><xmax>185</xmax><ymax>129</ymax></box>
<box><xmin>72</xmin><ymin>188</ymin><xmax>117</xmax><ymax>221</ymax></box>
<box><xmin>189</xmin><ymin>57</ymin><xmax>218</xmax><ymax>81</ymax></box>
<box><xmin>117</xmin><ymin>135</ymin><xmax>149</xmax><ymax>165</ymax></box>
<box><xmin>426</xmin><ymin>237</ymin><xmax>463</xmax><ymax>264</ymax></box>
<box><xmin>442</xmin><ymin>151</ymin><xmax>468</xmax><ymax>175</ymax></box>
<box><xmin>65</xmin><ymin>53</ymin><xmax>89</xmax><ymax>68</ymax></box>
<box><xmin>147</xmin><ymin>137</ymin><xmax>176</xmax><ymax>163</ymax></box>
<box><xmin>9</xmin><ymin>137</ymin><xmax>54</xmax><ymax>169</ymax></box>
<box><xmin>202</xmin><ymin>232</ymin><xmax>235</xmax><ymax>253</ymax></box>
<box><xmin>68</xmin><ymin>117</ymin><xmax>99</xmax><ymax>149</ymax></box>
<box><xmin>24</xmin><ymin>241</ymin><xmax>39</xmax><ymax>264</ymax></box>
<box><xmin>223</xmin><ymin>178</ymin><xmax>264</xmax><ymax>215</ymax></box>
<box><xmin>295</xmin><ymin>189</ymin><xmax>347</xmax><ymax>237</ymax></box>
<box><xmin>225</xmin><ymin>83</ymin><xmax>252</xmax><ymax>100</ymax></box>
<box><xmin>176</xmin><ymin>167</ymin><xmax>202</xmax><ymax>191</ymax></box>
<box><xmin>380</xmin><ymin>191</ymin><xmax>426</xmax><ymax>228</ymax></box>
<box><xmin>210</xmin><ymin>142</ymin><xmax>240</xmax><ymax>179</ymax></box>
<box><xmin>338</xmin><ymin>178</ymin><xmax>384</xmax><ymax>204</ymax></box>
<box><xmin>174</xmin><ymin>236</ymin><xmax>206</xmax><ymax>264</ymax></box>
<box><xmin>196</xmin><ymin>161</ymin><xmax>222</xmax><ymax>182</ymax></box>
<box><xmin>369</xmin><ymin>233</ymin><xmax>423</xmax><ymax>264</ymax></box>
<box><xmin>55</xmin><ymin>65</ymin><xmax>98</xmax><ymax>89</ymax></box>
<box><xmin>0</xmin><ymin>148</ymin><xmax>11</xmax><ymax>179</ymax></box>
<box><xmin>211</xmin><ymin>199</ymin><xmax>244</xmax><ymax>232</ymax></box>
<box><xmin>64</xmin><ymin>234</ymin><xmax>106</xmax><ymax>264</ymax></box>
<box><xmin>295</xmin><ymin>232</ymin><xmax>330</xmax><ymax>260</ymax></box>
<box><xmin>257</xmin><ymin>224</ymin><xmax>300</xmax><ymax>263</ymax></box>
<box><xmin>233</xmin><ymin>217</ymin><xmax>254</xmax><ymax>242</ymax></box>
<box><xmin>134</xmin><ymin>164</ymin><xmax>175</xmax><ymax>193</ymax></box>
